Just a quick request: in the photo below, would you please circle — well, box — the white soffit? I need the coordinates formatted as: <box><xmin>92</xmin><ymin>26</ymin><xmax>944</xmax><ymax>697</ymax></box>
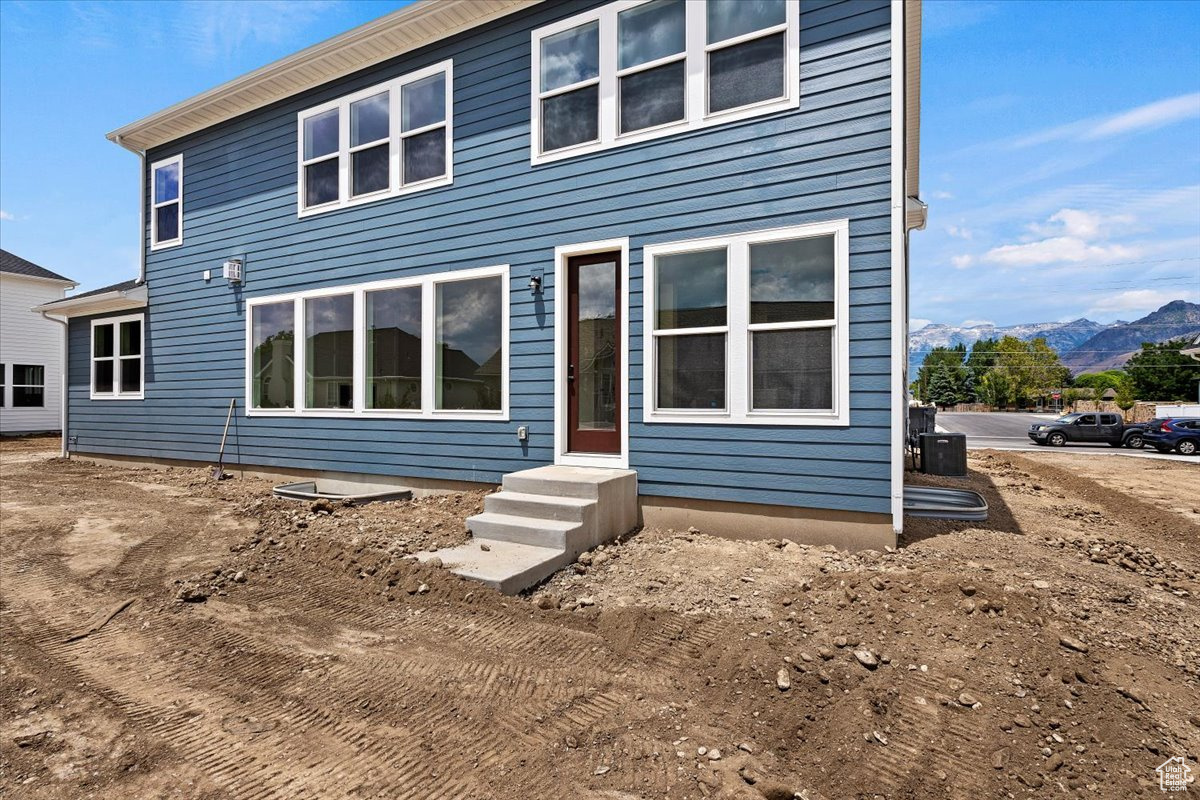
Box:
<box><xmin>905</xmin><ymin>0</ymin><xmax>922</xmax><ymax>200</ymax></box>
<box><xmin>107</xmin><ymin>0</ymin><xmax>540</xmax><ymax>153</ymax></box>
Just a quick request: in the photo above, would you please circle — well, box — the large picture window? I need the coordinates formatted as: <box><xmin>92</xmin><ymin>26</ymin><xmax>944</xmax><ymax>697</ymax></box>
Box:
<box><xmin>644</xmin><ymin>219</ymin><xmax>849</xmax><ymax>425</ymax></box>
<box><xmin>246</xmin><ymin>265</ymin><xmax>508</xmax><ymax>419</ymax></box>
<box><xmin>150</xmin><ymin>154</ymin><xmax>182</xmax><ymax>249</ymax></box>
<box><xmin>91</xmin><ymin>314</ymin><xmax>144</xmax><ymax>400</ymax></box>
<box><xmin>297</xmin><ymin>60</ymin><xmax>452</xmax><ymax>216</ymax></box>
<box><xmin>531</xmin><ymin>0</ymin><xmax>799</xmax><ymax>163</ymax></box>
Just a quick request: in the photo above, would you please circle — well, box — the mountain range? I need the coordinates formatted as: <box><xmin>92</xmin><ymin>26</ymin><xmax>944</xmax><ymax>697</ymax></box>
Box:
<box><xmin>909</xmin><ymin>300</ymin><xmax>1200</xmax><ymax>376</ymax></box>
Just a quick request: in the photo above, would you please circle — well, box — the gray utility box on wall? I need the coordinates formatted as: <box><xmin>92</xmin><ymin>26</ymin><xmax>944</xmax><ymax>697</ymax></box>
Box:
<box><xmin>919</xmin><ymin>432</ymin><xmax>968</xmax><ymax>477</ymax></box>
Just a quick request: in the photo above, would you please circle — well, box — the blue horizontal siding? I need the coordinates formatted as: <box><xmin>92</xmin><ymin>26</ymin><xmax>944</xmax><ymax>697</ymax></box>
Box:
<box><xmin>68</xmin><ymin>0</ymin><xmax>894</xmax><ymax>517</ymax></box>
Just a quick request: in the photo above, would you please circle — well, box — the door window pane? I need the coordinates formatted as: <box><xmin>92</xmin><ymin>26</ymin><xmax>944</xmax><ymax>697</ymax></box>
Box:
<box><xmin>154</xmin><ymin>162</ymin><xmax>179</xmax><ymax>203</ymax></box>
<box><xmin>576</xmin><ymin>261</ymin><xmax>617</xmax><ymax>432</ymax></box>
<box><xmin>436</xmin><ymin>277</ymin><xmax>503</xmax><ymax>411</ymax></box>
<box><xmin>119</xmin><ymin>319</ymin><xmax>142</xmax><ymax>356</ymax></box>
<box><xmin>351</xmin><ymin>92</ymin><xmax>389</xmax><ymax>146</ymax></box>
<box><xmin>657</xmin><ymin>334</ymin><xmax>726</xmax><ymax>409</ymax></box>
<box><xmin>402</xmin><ymin>73</ymin><xmax>446</xmax><ymax>132</ymax></box>
<box><xmin>120</xmin><ymin>359</ymin><xmax>141</xmax><ymax>394</ymax></box>
<box><xmin>94</xmin><ymin>324</ymin><xmax>114</xmax><ymax>358</ymax></box>
<box><xmin>352</xmin><ymin>143</ymin><xmax>390</xmax><ymax>196</ymax></box>
<box><xmin>305</xmin><ymin>294</ymin><xmax>354</xmax><ymax>410</ymax></box>
<box><xmin>403</xmin><ymin>128</ymin><xmax>446</xmax><ymax>184</ymax></box>
<box><xmin>707</xmin><ymin>0</ymin><xmax>785</xmax><ymax>44</ymax></box>
<box><xmin>305</xmin><ymin>159</ymin><xmax>339</xmax><ymax>206</ymax></box>
<box><xmin>366</xmin><ymin>286</ymin><xmax>422</xmax><ymax>410</ymax></box>
<box><xmin>752</xmin><ymin>328</ymin><xmax>833</xmax><ymax>410</ymax></box>
<box><xmin>619</xmin><ymin>0</ymin><xmax>685</xmax><ymax>69</ymax></box>
<box><xmin>540</xmin><ymin>21</ymin><xmax>599</xmax><ymax>92</ymax></box>
<box><xmin>94</xmin><ymin>360</ymin><xmax>114</xmax><ymax>394</ymax></box>
<box><xmin>303</xmin><ymin>108</ymin><xmax>339</xmax><ymax>159</ymax></box>
<box><xmin>156</xmin><ymin>204</ymin><xmax>179</xmax><ymax>242</ymax></box>
<box><xmin>251</xmin><ymin>302</ymin><xmax>294</xmax><ymax>409</ymax></box>
<box><xmin>656</xmin><ymin>248</ymin><xmax>727</xmax><ymax>329</ymax></box>
<box><xmin>620</xmin><ymin>60</ymin><xmax>686</xmax><ymax>133</ymax></box>
<box><xmin>750</xmin><ymin>236</ymin><xmax>836</xmax><ymax>323</ymax></box>
<box><xmin>542</xmin><ymin>85</ymin><xmax>600</xmax><ymax>152</ymax></box>
<box><xmin>709</xmin><ymin>33</ymin><xmax>786</xmax><ymax>113</ymax></box>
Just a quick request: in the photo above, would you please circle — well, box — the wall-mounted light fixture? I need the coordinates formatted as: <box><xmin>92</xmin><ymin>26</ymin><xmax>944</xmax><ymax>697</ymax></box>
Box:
<box><xmin>528</xmin><ymin>267</ymin><xmax>543</xmax><ymax>295</ymax></box>
<box><xmin>222</xmin><ymin>258</ymin><xmax>243</xmax><ymax>284</ymax></box>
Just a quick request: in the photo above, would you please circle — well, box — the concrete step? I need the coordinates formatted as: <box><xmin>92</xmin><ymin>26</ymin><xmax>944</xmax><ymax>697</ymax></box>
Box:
<box><xmin>483</xmin><ymin>491</ymin><xmax>594</xmax><ymax>522</ymax></box>
<box><xmin>416</xmin><ymin>541</ymin><xmax>574</xmax><ymax>595</ymax></box>
<box><xmin>502</xmin><ymin>465</ymin><xmax>636</xmax><ymax>500</ymax></box>
<box><xmin>466</xmin><ymin>511</ymin><xmax>582</xmax><ymax>550</ymax></box>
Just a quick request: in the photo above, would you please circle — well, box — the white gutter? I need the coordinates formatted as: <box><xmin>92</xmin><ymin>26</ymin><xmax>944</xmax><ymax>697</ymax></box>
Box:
<box><xmin>33</xmin><ymin>283</ymin><xmax>148</xmax><ymax>318</ymax></box>
<box><xmin>38</xmin><ymin>311</ymin><xmax>70</xmax><ymax>458</ymax></box>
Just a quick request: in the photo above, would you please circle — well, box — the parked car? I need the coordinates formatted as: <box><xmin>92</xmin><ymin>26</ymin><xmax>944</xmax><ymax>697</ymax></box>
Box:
<box><xmin>1121</xmin><ymin>420</ymin><xmax>1151</xmax><ymax>449</ymax></box>
<box><xmin>1141</xmin><ymin>418</ymin><xmax>1200</xmax><ymax>455</ymax></box>
<box><xmin>1028</xmin><ymin>412</ymin><xmax>1128</xmax><ymax>447</ymax></box>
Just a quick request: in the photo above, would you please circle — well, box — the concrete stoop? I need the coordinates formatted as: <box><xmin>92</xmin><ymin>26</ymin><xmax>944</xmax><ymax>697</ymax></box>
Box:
<box><xmin>418</xmin><ymin>465</ymin><xmax>637</xmax><ymax>595</ymax></box>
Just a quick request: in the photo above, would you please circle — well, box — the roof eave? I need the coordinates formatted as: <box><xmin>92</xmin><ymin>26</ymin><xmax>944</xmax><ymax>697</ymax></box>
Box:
<box><xmin>107</xmin><ymin>0</ymin><xmax>540</xmax><ymax>154</ymax></box>
<box><xmin>1</xmin><ymin>272</ymin><xmax>79</xmax><ymax>289</ymax></box>
<box><xmin>34</xmin><ymin>284</ymin><xmax>148</xmax><ymax>318</ymax></box>
<box><xmin>905</xmin><ymin>0</ymin><xmax>922</xmax><ymax>203</ymax></box>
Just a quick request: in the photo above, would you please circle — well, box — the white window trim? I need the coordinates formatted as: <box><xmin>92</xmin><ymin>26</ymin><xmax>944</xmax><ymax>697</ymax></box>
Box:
<box><xmin>10</xmin><ymin>364</ymin><xmax>45</xmax><ymax>408</ymax></box>
<box><xmin>245</xmin><ymin>264</ymin><xmax>510</xmax><ymax>420</ymax></box>
<box><xmin>90</xmin><ymin>313</ymin><xmax>146</xmax><ymax>401</ymax></box>
<box><xmin>150</xmin><ymin>154</ymin><xmax>183</xmax><ymax>250</ymax></box>
<box><xmin>296</xmin><ymin>60</ymin><xmax>454</xmax><ymax>218</ymax></box>
<box><xmin>643</xmin><ymin>219</ymin><xmax>850</xmax><ymax>426</ymax></box>
<box><xmin>530</xmin><ymin>0</ymin><xmax>800</xmax><ymax>165</ymax></box>
<box><xmin>552</xmin><ymin>237</ymin><xmax>630</xmax><ymax>470</ymax></box>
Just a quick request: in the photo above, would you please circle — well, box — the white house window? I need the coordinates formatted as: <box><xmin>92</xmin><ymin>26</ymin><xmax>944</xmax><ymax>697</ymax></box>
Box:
<box><xmin>11</xmin><ymin>365</ymin><xmax>44</xmax><ymax>407</ymax></box>
<box><xmin>246</xmin><ymin>265</ymin><xmax>508</xmax><ymax>419</ymax></box>
<box><xmin>150</xmin><ymin>155</ymin><xmax>182</xmax><ymax>249</ymax></box>
<box><xmin>644</xmin><ymin>219</ymin><xmax>849</xmax><ymax>425</ymax></box>
<box><xmin>297</xmin><ymin>60</ymin><xmax>453</xmax><ymax>216</ymax></box>
<box><xmin>531</xmin><ymin>0</ymin><xmax>799</xmax><ymax>163</ymax></box>
<box><xmin>91</xmin><ymin>314</ymin><xmax>145</xmax><ymax>400</ymax></box>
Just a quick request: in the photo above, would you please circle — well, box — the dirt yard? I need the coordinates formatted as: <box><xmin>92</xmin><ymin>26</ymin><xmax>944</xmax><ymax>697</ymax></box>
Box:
<box><xmin>1</xmin><ymin>437</ymin><xmax>1197</xmax><ymax>799</ymax></box>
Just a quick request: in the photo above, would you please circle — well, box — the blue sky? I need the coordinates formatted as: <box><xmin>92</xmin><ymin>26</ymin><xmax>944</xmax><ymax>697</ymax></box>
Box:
<box><xmin>1</xmin><ymin>0</ymin><xmax>1198</xmax><ymax>327</ymax></box>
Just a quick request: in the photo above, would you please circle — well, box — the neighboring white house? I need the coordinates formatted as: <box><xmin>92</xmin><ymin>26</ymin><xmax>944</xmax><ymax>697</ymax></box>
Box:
<box><xmin>0</xmin><ymin>249</ymin><xmax>77</xmax><ymax>434</ymax></box>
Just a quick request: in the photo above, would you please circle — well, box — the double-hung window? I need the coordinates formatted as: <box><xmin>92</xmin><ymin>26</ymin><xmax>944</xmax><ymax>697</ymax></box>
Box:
<box><xmin>644</xmin><ymin>219</ymin><xmax>849</xmax><ymax>425</ymax></box>
<box><xmin>298</xmin><ymin>61</ymin><xmax>453</xmax><ymax>215</ymax></box>
<box><xmin>91</xmin><ymin>314</ymin><xmax>145</xmax><ymax>400</ymax></box>
<box><xmin>531</xmin><ymin>0</ymin><xmax>799</xmax><ymax>163</ymax></box>
<box><xmin>150</xmin><ymin>155</ymin><xmax>182</xmax><ymax>249</ymax></box>
<box><xmin>11</xmin><ymin>365</ymin><xmax>44</xmax><ymax>407</ymax></box>
<box><xmin>247</xmin><ymin>265</ymin><xmax>508</xmax><ymax>418</ymax></box>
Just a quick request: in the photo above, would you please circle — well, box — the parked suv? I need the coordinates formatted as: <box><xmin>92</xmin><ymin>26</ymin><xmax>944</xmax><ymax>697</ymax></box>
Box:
<box><xmin>1028</xmin><ymin>412</ymin><xmax>1128</xmax><ymax>447</ymax></box>
<box><xmin>1142</xmin><ymin>418</ymin><xmax>1200</xmax><ymax>455</ymax></box>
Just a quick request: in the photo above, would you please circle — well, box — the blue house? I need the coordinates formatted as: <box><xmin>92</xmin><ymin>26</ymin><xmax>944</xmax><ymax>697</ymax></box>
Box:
<box><xmin>39</xmin><ymin>0</ymin><xmax>926</xmax><ymax>586</ymax></box>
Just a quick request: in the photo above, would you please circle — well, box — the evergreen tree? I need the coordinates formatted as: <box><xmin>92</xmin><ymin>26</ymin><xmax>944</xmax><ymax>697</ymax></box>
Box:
<box><xmin>1126</xmin><ymin>338</ymin><xmax>1200</xmax><ymax>401</ymax></box>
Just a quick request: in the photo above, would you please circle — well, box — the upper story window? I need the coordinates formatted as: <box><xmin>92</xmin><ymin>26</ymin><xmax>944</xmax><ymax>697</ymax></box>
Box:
<box><xmin>91</xmin><ymin>314</ymin><xmax>145</xmax><ymax>400</ymax></box>
<box><xmin>150</xmin><ymin>155</ymin><xmax>182</xmax><ymax>249</ymax></box>
<box><xmin>531</xmin><ymin>0</ymin><xmax>798</xmax><ymax>164</ymax></box>
<box><xmin>298</xmin><ymin>60</ymin><xmax>453</xmax><ymax>216</ymax></box>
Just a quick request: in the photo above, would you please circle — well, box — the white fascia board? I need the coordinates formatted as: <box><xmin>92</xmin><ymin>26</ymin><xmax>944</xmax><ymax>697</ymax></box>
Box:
<box><xmin>33</xmin><ymin>285</ymin><xmax>148</xmax><ymax>318</ymax></box>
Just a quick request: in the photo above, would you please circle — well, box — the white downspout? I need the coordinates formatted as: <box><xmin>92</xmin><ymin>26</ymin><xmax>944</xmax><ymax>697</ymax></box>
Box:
<box><xmin>39</xmin><ymin>311</ymin><xmax>70</xmax><ymax>458</ymax></box>
<box><xmin>115</xmin><ymin>134</ymin><xmax>147</xmax><ymax>284</ymax></box>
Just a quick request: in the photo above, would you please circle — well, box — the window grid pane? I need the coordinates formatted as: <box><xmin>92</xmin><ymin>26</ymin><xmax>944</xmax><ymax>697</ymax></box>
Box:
<box><xmin>657</xmin><ymin>334</ymin><xmax>726</xmax><ymax>410</ymax></box>
<box><xmin>541</xmin><ymin>85</ymin><xmax>600</xmax><ymax>152</ymax></box>
<box><xmin>750</xmin><ymin>236</ymin><xmax>836</xmax><ymax>324</ymax></box>
<box><xmin>435</xmin><ymin>277</ymin><xmax>503</xmax><ymax>411</ymax></box>
<box><xmin>366</xmin><ymin>286</ymin><xmax>422</xmax><ymax>410</ymax></box>
<box><xmin>251</xmin><ymin>302</ymin><xmax>295</xmax><ymax>410</ymax></box>
<box><xmin>303</xmin><ymin>108</ymin><xmax>339</xmax><ymax>160</ymax></box>
<box><xmin>402</xmin><ymin>128</ymin><xmax>447</xmax><ymax>184</ymax></box>
<box><xmin>305</xmin><ymin>294</ymin><xmax>354</xmax><ymax>410</ymax></box>
<box><xmin>352</xmin><ymin>144</ymin><xmax>390</xmax><ymax>196</ymax></box>
<box><xmin>708</xmin><ymin>32</ymin><xmax>786</xmax><ymax>114</ymax></box>
<box><xmin>619</xmin><ymin>0</ymin><xmax>685</xmax><ymax>70</ymax></box>
<box><xmin>707</xmin><ymin>0</ymin><xmax>786</xmax><ymax>44</ymax></box>
<box><xmin>350</xmin><ymin>92</ymin><xmax>389</xmax><ymax>147</ymax></box>
<box><xmin>540</xmin><ymin>21</ymin><xmax>599</xmax><ymax>92</ymax></box>
<box><xmin>620</xmin><ymin>60</ymin><xmax>686</xmax><ymax>134</ymax></box>
<box><xmin>154</xmin><ymin>162</ymin><xmax>179</xmax><ymax>203</ymax></box>
<box><xmin>751</xmin><ymin>327</ymin><xmax>833</xmax><ymax>411</ymax></box>
<box><xmin>655</xmin><ymin>249</ymin><xmax>727</xmax><ymax>329</ymax></box>
<box><xmin>402</xmin><ymin>73</ymin><xmax>446</xmax><ymax>132</ymax></box>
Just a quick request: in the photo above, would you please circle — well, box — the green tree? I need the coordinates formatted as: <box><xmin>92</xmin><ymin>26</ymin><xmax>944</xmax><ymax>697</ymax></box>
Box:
<box><xmin>977</xmin><ymin>370</ymin><xmax>1015</xmax><ymax>409</ymax></box>
<box><xmin>1074</xmin><ymin>370</ymin><xmax>1127</xmax><ymax>396</ymax></box>
<box><xmin>991</xmin><ymin>336</ymin><xmax>1070</xmax><ymax>408</ymax></box>
<box><xmin>965</xmin><ymin>338</ymin><xmax>999</xmax><ymax>401</ymax></box>
<box><xmin>914</xmin><ymin>344</ymin><xmax>969</xmax><ymax>403</ymax></box>
<box><xmin>1125</xmin><ymin>338</ymin><xmax>1200</xmax><ymax>401</ymax></box>
<box><xmin>1114</xmin><ymin>377</ymin><xmax>1136</xmax><ymax>418</ymax></box>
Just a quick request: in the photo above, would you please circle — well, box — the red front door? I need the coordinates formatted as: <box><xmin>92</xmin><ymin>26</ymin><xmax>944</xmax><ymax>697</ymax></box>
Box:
<box><xmin>566</xmin><ymin>252</ymin><xmax>620</xmax><ymax>454</ymax></box>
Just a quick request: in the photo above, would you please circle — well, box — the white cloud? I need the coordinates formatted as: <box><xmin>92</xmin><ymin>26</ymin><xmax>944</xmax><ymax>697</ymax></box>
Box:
<box><xmin>909</xmin><ymin>318</ymin><xmax>932</xmax><ymax>331</ymax></box>
<box><xmin>1087</xmin><ymin>289</ymin><xmax>1186</xmax><ymax>316</ymax></box>
<box><xmin>961</xmin><ymin>319</ymin><xmax>995</xmax><ymax>327</ymax></box>
<box><xmin>1030</xmin><ymin>208</ymin><xmax>1133</xmax><ymax>239</ymax></box>
<box><xmin>932</xmin><ymin>190</ymin><xmax>955</xmax><ymax>200</ymax></box>
<box><xmin>985</xmin><ymin>237</ymin><xmax>1138</xmax><ymax>267</ymax></box>
<box><xmin>1012</xmin><ymin>93</ymin><xmax>1200</xmax><ymax>148</ymax></box>
<box><xmin>174</xmin><ymin>0</ymin><xmax>339</xmax><ymax>61</ymax></box>
<box><xmin>0</xmin><ymin>209</ymin><xmax>13</xmax><ymax>221</ymax></box>
<box><xmin>1084</xmin><ymin>93</ymin><xmax>1200</xmax><ymax>140</ymax></box>
<box><xmin>945</xmin><ymin>224</ymin><xmax>973</xmax><ymax>240</ymax></box>
<box><xmin>951</xmin><ymin>254</ymin><xmax>974</xmax><ymax>269</ymax></box>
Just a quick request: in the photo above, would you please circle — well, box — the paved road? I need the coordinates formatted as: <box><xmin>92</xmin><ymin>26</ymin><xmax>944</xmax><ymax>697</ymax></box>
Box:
<box><xmin>935</xmin><ymin>412</ymin><xmax>1194</xmax><ymax>462</ymax></box>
